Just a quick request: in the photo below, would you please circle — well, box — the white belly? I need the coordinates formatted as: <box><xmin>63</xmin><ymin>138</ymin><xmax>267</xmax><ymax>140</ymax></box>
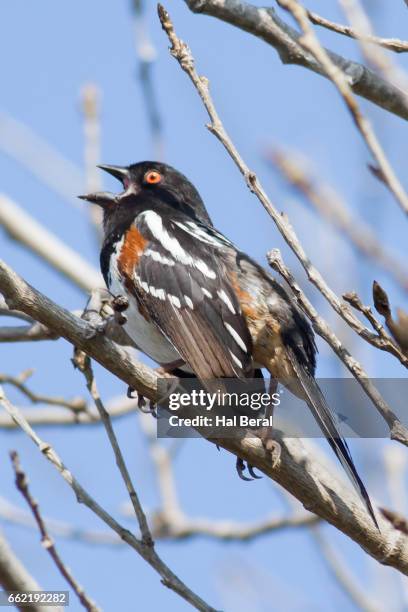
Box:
<box><xmin>108</xmin><ymin>254</ymin><xmax>180</xmax><ymax>366</ymax></box>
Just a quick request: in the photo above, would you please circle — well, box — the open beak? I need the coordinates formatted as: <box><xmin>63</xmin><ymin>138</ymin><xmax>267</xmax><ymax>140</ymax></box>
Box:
<box><xmin>97</xmin><ymin>164</ymin><xmax>129</xmax><ymax>182</ymax></box>
<box><xmin>78</xmin><ymin>164</ymin><xmax>131</xmax><ymax>206</ymax></box>
<box><xmin>78</xmin><ymin>191</ymin><xmax>118</xmax><ymax>206</ymax></box>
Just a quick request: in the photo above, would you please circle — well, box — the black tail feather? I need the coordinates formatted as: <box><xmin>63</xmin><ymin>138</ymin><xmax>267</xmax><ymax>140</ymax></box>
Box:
<box><xmin>287</xmin><ymin>350</ymin><xmax>379</xmax><ymax>529</ymax></box>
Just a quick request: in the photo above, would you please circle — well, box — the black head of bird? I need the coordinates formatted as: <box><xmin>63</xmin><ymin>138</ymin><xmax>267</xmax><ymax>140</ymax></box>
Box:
<box><xmin>79</xmin><ymin>161</ymin><xmax>213</xmax><ymax>229</ymax></box>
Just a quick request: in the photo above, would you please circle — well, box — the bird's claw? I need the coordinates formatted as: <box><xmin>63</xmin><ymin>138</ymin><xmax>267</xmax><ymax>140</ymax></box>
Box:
<box><xmin>127</xmin><ymin>386</ymin><xmax>137</xmax><ymax>399</ymax></box>
<box><xmin>139</xmin><ymin>396</ymin><xmax>157</xmax><ymax>417</ymax></box>
<box><xmin>112</xmin><ymin>295</ymin><xmax>128</xmax><ymax>326</ymax></box>
<box><xmin>127</xmin><ymin>387</ymin><xmax>157</xmax><ymax>417</ymax></box>
<box><xmin>248</xmin><ymin>464</ymin><xmax>262</xmax><ymax>479</ymax></box>
<box><xmin>112</xmin><ymin>294</ymin><xmax>129</xmax><ymax>313</ymax></box>
<box><xmin>236</xmin><ymin>457</ymin><xmax>253</xmax><ymax>481</ymax></box>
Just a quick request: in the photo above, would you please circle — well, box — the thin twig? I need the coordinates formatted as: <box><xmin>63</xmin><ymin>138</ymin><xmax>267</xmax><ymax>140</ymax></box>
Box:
<box><xmin>343</xmin><ymin>291</ymin><xmax>408</xmax><ymax>363</ymax></box>
<box><xmin>0</xmin><ymin>322</ymin><xmax>58</xmax><ymax>343</ymax></box>
<box><xmin>339</xmin><ymin>0</ymin><xmax>408</xmax><ymax>95</ymax></box>
<box><xmin>74</xmin><ymin>353</ymin><xmax>152</xmax><ymax>546</ymax></box>
<box><xmin>277</xmin><ymin>0</ymin><xmax>408</xmax><ymax>216</ymax></box>
<box><xmin>266</xmin><ymin>249</ymin><xmax>407</xmax><ymax>443</ymax></box>
<box><xmin>307</xmin><ymin>8</ymin><xmax>408</xmax><ymax>53</ymax></box>
<box><xmin>0</xmin><ymin>496</ymin><xmax>121</xmax><ymax>546</ymax></box>
<box><xmin>343</xmin><ymin>292</ymin><xmax>395</xmax><ymax>341</ymax></box>
<box><xmin>380</xmin><ymin>508</ymin><xmax>408</xmax><ymax>537</ymax></box>
<box><xmin>146</xmin><ymin>509</ymin><xmax>318</xmax><ymax>541</ymax></box>
<box><xmin>268</xmin><ymin>148</ymin><xmax>408</xmax><ymax>292</ymax></box>
<box><xmin>0</xmin><ymin>394</ymin><xmax>138</xmax><ymax>429</ymax></box>
<box><xmin>132</xmin><ymin>0</ymin><xmax>164</xmax><ymax>158</ymax></box>
<box><xmin>81</xmin><ymin>84</ymin><xmax>103</xmax><ymax>240</ymax></box>
<box><xmin>0</xmin><ymin>290</ymin><xmax>134</xmax><ymax>348</ymax></box>
<box><xmin>0</xmin><ymin>296</ymin><xmax>33</xmax><ymax>322</ymax></box>
<box><xmin>0</xmin><ymin>195</ymin><xmax>102</xmax><ymax>292</ymax></box>
<box><xmin>0</xmin><ymin>530</ymin><xmax>57</xmax><ymax>612</ymax></box>
<box><xmin>373</xmin><ymin>282</ymin><xmax>408</xmax><ymax>353</ymax></box>
<box><xmin>0</xmin><ymin>387</ymin><xmax>217</xmax><ymax>612</ymax></box>
<box><xmin>10</xmin><ymin>451</ymin><xmax>100</xmax><ymax>612</ymax></box>
<box><xmin>0</xmin><ymin>492</ymin><xmax>318</xmax><ymax>545</ymax></box>
<box><xmin>183</xmin><ymin>0</ymin><xmax>408</xmax><ymax>121</ymax></box>
<box><xmin>157</xmin><ymin>4</ymin><xmax>408</xmax><ymax>439</ymax></box>
<box><xmin>0</xmin><ymin>371</ymin><xmax>87</xmax><ymax>414</ymax></box>
<box><xmin>0</xmin><ymin>110</ymin><xmax>83</xmax><ymax>207</ymax></box>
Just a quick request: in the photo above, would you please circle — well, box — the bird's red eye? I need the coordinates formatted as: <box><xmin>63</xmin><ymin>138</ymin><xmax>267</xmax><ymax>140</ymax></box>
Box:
<box><xmin>145</xmin><ymin>170</ymin><xmax>162</xmax><ymax>185</ymax></box>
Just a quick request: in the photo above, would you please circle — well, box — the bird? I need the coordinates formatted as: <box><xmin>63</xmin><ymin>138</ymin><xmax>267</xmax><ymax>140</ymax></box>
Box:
<box><xmin>79</xmin><ymin>160</ymin><xmax>377</xmax><ymax>527</ymax></box>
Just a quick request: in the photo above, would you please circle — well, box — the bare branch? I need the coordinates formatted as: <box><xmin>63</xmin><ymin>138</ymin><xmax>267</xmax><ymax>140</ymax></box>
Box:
<box><xmin>157</xmin><ymin>5</ymin><xmax>408</xmax><ymax>437</ymax></box>
<box><xmin>339</xmin><ymin>0</ymin><xmax>408</xmax><ymax>111</ymax></box>
<box><xmin>380</xmin><ymin>508</ymin><xmax>408</xmax><ymax>536</ymax></box>
<box><xmin>74</xmin><ymin>353</ymin><xmax>152</xmax><ymax>545</ymax></box>
<box><xmin>373</xmin><ymin>282</ymin><xmax>408</xmax><ymax>353</ymax></box>
<box><xmin>10</xmin><ymin>451</ymin><xmax>100</xmax><ymax>612</ymax></box>
<box><xmin>0</xmin><ymin>394</ymin><xmax>138</xmax><ymax>429</ymax></box>
<box><xmin>183</xmin><ymin>0</ymin><xmax>408</xmax><ymax>121</ymax></box>
<box><xmin>0</xmin><ymin>496</ymin><xmax>121</xmax><ymax>547</ymax></box>
<box><xmin>0</xmin><ymin>530</ymin><xmax>57</xmax><ymax>612</ymax></box>
<box><xmin>342</xmin><ymin>292</ymin><xmax>408</xmax><ymax>363</ymax></box>
<box><xmin>132</xmin><ymin>0</ymin><xmax>164</xmax><ymax>158</ymax></box>
<box><xmin>150</xmin><ymin>509</ymin><xmax>318</xmax><ymax>541</ymax></box>
<box><xmin>0</xmin><ymin>321</ymin><xmax>58</xmax><ymax>343</ymax></box>
<box><xmin>1</xmin><ymin>259</ymin><xmax>408</xmax><ymax>573</ymax></box>
<box><xmin>268</xmin><ymin>148</ymin><xmax>408</xmax><ymax>292</ymax></box>
<box><xmin>0</xmin><ymin>195</ymin><xmax>102</xmax><ymax>292</ymax></box>
<box><xmin>0</xmin><ymin>387</ymin><xmax>217</xmax><ymax>612</ymax></box>
<box><xmin>0</xmin><ymin>290</ymin><xmax>135</xmax><ymax>347</ymax></box>
<box><xmin>0</xmin><ymin>110</ymin><xmax>83</xmax><ymax>208</ymax></box>
<box><xmin>0</xmin><ymin>296</ymin><xmax>33</xmax><ymax>321</ymax></box>
<box><xmin>0</xmin><ymin>371</ymin><xmax>88</xmax><ymax>414</ymax></box>
<box><xmin>81</xmin><ymin>83</ymin><xmax>103</xmax><ymax>240</ymax></box>
<box><xmin>277</xmin><ymin>0</ymin><xmax>408</xmax><ymax>216</ymax></box>
<box><xmin>307</xmin><ymin>8</ymin><xmax>408</xmax><ymax>53</ymax></box>
<box><xmin>0</xmin><ymin>491</ymin><xmax>317</xmax><ymax>545</ymax></box>
<box><xmin>343</xmin><ymin>291</ymin><xmax>384</xmax><ymax>333</ymax></box>
<box><xmin>267</xmin><ymin>249</ymin><xmax>408</xmax><ymax>444</ymax></box>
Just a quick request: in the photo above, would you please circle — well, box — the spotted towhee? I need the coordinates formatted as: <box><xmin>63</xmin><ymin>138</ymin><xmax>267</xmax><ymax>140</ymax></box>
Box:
<box><xmin>80</xmin><ymin>161</ymin><xmax>377</xmax><ymax>526</ymax></box>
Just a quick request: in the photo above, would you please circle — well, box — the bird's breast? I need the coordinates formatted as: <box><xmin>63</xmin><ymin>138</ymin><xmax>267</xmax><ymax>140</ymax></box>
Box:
<box><xmin>107</xmin><ymin>237</ymin><xmax>180</xmax><ymax>366</ymax></box>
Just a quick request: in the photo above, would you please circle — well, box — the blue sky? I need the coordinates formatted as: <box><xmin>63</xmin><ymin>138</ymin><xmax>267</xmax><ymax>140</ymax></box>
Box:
<box><xmin>0</xmin><ymin>1</ymin><xmax>407</xmax><ymax>611</ymax></box>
